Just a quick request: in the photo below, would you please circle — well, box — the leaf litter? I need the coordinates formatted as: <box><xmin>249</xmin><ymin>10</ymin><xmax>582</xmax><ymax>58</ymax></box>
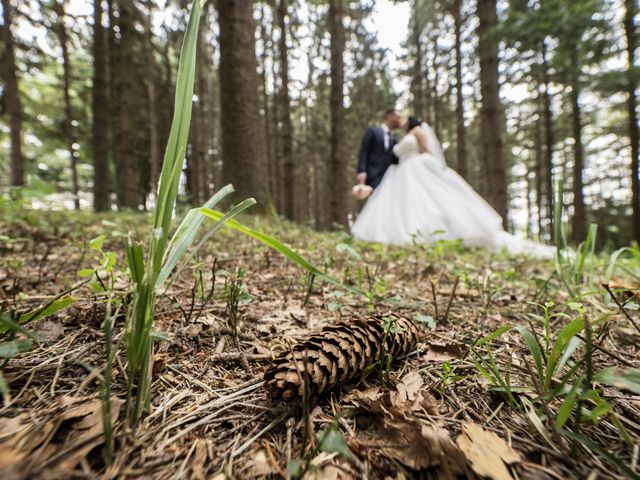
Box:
<box><xmin>0</xmin><ymin>213</ymin><xmax>639</xmax><ymax>479</ymax></box>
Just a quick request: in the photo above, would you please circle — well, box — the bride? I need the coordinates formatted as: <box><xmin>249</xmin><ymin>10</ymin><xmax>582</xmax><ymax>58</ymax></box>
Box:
<box><xmin>351</xmin><ymin>116</ymin><xmax>555</xmax><ymax>258</ymax></box>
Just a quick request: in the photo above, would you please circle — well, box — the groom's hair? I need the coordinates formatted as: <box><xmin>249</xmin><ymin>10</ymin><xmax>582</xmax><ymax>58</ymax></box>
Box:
<box><xmin>383</xmin><ymin>108</ymin><xmax>398</xmax><ymax>119</ymax></box>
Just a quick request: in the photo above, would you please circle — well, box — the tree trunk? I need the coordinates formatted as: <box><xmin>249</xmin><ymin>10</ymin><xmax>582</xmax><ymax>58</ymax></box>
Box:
<box><xmin>452</xmin><ymin>0</ymin><xmax>467</xmax><ymax>179</ymax></box>
<box><xmin>1</xmin><ymin>0</ymin><xmax>24</xmax><ymax>186</ymax></box>
<box><xmin>217</xmin><ymin>0</ymin><xmax>270</xmax><ymax>205</ymax></box>
<box><xmin>257</xmin><ymin>4</ymin><xmax>277</xmax><ymax>206</ymax></box>
<box><xmin>431</xmin><ymin>34</ymin><xmax>441</xmax><ymax>135</ymax></box>
<box><xmin>54</xmin><ymin>0</ymin><xmax>80</xmax><ymax>209</ymax></box>
<box><xmin>328</xmin><ymin>0</ymin><xmax>348</xmax><ymax>227</ymax></box>
<box><xmin>477</xmin><ymin>0</ymin><xmax>508</xmax><ymax>225</ymax></box>
<box><xmin>114</xmin><ymin>0</ymin><xmax>142</xmax><ymax>209</ymax></box>
<box><xmin>541</xmin><ymin>41</ymin><xmax>554</xmax><ymax>241</ymax></box>
<box><xmin>92</xmin><ymin>0</ymin><xmax>110</xmax><ymax>211</ymax></box>
<box><xmin>534</xmin><ymin>95</ymin><xmax>544</xmax><ymax>237</ymax></box>
<box><xmin>144</xmin><ymin>1</ymin><xmax>161</xmax><ymax>203</ymax></box>
<box><xmin>569</xmin><ymin>56</ymin><xmax>586</xmax><ymax>243</ymax></box>
<box><xmin>625</xmin><ymin>0</ymin><xmax>640</xmax><ymax>244</ymax></box>
<box><xmin>196</xmin><ymin>26</ymin><xmax>211</xmax><ymax>203</ymax></box>
<box><xmin>411</xmin><ymin>0</ymin><xmax>424</xmax><ymax>118</ymax></box>
<box><xmin>276</xmin><ymin>0</ymin><xmax>295</xmax><ymax>220</ymax></box>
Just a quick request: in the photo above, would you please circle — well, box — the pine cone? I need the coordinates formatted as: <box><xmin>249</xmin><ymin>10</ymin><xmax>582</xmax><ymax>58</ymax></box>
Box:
<box><xmin>264</xmin><ymin>315</ymin><xmax>421</xmax><ymax>401</ymax></box>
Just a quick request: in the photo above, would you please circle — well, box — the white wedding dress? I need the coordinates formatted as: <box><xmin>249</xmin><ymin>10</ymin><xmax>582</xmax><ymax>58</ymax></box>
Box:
<box><xmin>351</xmin><ymin>124</ymin><xmax>555</xmax><ymax>258</ymax></box>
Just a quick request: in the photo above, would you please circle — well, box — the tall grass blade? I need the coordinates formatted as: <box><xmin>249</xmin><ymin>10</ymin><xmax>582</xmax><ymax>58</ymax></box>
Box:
<box><xmin>124</xmin><ymin>0</ymin><xmax>204</xmax><ymax>424</ymax></box>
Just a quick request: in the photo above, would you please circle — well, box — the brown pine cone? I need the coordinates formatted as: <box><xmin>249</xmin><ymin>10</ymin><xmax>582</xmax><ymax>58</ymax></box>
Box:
<box><xmin>264</xmin><ymin>315</ymin><xmax>421</xmax><ymax>401</ymax></box>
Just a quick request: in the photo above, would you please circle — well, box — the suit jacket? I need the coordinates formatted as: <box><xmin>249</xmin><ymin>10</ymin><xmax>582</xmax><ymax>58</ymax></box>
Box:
<box><xmin>357</xmin><ymin>126</ymin><xmax>398</xmax><ymax>189</ymax></box>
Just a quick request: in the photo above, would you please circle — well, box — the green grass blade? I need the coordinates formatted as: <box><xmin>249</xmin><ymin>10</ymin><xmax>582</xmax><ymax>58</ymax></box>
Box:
<box><xmin>515</xmin><ymin>326</ymin><xmax>544</xmax><ymax>383</ymax></box>
<box><xmin>16</xmin><ymin>295</ymin><xmax>75</xmax><ymax>327</ymax></box>
<box><xmin>126</xmin><ymin>240</ymin><xmax>145</xmax><ymax>286</ymax></box>
<box><xmin>199</xmin><ymin>208</ymin><xmax>366</xmax><ymax>297</ymax></box>
<box><xmin>150</xmin><ymin>0</ymin><xmax>203</xmax><ymax>275</ymax></box>
<box><xmin>158</xmin><ymin>185</ymin><xmax>236</xmax><ymax>287</ymax></box>
<box><xmin>595</xmin><ymin>368</ymin><xmax>640</xmax><ymax>395</ymax></box>
<box><xmin>545</xmin><ymin>318</ymin><xmax>584</xmax><ymax>388</ymax></box>
<box><xmin>555</xmin><ymin>379</ymin><xmax>581</xmax><ymax>430</ymax></box>
<box><xmin>0</xmin><ymin>338</ymin><xmax>33</xmax><ymax>359</ymax></box>
<box><xmin>160</xmin><ymin>197</ymin><xmax>257</xmax><ymax>291</ymax></box>
<box><xmin>474</xmin><ymin>325</ymin><xmax>512</xmax><ymax>347</ymax></box>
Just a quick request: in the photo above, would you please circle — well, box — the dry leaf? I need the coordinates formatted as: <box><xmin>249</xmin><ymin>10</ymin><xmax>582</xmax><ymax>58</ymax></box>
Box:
<box><xmin>32</xmin><ymin>319</ymin><xmax>64</xmax><ymax>343</ymax></box>
<box><xmin>371</xmin><ymin>419</ymin><xmax>465</xmax><ymax>473</ymax></box>
<box><xmin>456</xmin><ymin>423</ymin><xmax>521</xmax><ymax>480</ymax></box>
<box><xmin>56</xmin><ymin>397</ymin><xmax>123</xmax><ymax>471</ymax></box>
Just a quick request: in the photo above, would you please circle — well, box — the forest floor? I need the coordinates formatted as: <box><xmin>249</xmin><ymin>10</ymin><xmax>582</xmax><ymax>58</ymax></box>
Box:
<box><xmin>0</xmin><ymin>208</ymin><xmax>639</xmax><ymax>479</ymax></box>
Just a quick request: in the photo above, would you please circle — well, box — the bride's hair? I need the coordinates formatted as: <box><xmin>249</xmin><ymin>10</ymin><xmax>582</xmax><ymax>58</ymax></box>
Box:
<box><xmin>406</xmin><ymin>116</ymin><xmax>422</xmax><ymax>131</ymax></box>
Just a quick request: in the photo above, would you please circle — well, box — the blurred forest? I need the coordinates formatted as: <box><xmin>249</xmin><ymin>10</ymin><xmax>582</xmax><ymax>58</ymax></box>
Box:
<box><xmin>0</xmin><ymin>0</ymin><xmax>638</xmax><ymax>247</ymax></box>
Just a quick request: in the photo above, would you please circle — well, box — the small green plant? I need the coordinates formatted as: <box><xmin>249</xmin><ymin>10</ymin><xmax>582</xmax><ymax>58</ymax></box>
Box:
<box><xmin>363</xmin><ymin>315</ymin><xmax>399</xmax><ymax>386</ymax></box>
<box><xmin>554</xmin><ymin>180</ymin><xmax>598</xmax><ymax>297</ymax></box>
<box><xmin>223</xmin><ymin>267</ymin><xmax>250</xmax><ymax>344</ymax></box>
<box><xmin>288</xmin><ymin>420</ymin><xmax>355</xmax><ymax>479</ymax></box>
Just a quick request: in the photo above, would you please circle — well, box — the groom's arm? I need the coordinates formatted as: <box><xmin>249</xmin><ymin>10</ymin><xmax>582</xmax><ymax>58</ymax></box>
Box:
<box><xmin>357</xmin><ymin>128</ymin><xmax>375</xmax><ymax>182</ymax></box>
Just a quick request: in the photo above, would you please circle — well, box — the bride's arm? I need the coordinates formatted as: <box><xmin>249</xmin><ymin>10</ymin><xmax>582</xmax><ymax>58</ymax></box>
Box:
<box><xmin>411</xmin><ymin>127</ymin><xmax>430</xmax><ymax>154</ymax></box>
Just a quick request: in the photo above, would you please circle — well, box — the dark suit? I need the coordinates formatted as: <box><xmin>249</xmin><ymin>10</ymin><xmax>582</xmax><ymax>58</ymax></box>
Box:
<box><xmin>357</xmin><ymin>126</ymin><xmax>398</xmax><ymax>189</ymax></box>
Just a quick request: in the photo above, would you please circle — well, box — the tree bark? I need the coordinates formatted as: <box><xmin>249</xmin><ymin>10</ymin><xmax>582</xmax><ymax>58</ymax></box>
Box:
<box><xmin>534</xmin><ymin>95</ymin><xmax>544</xmax><ymax>237</ymax></box>
<box><xmin>411</xmin><ymin>0</ymin><xmax>424</xmax><ymax>119</ymax></box>
<box><xmin>1</xmin><ymin>0</ymin><xmax>24</xmax><ymax>186</ymax></box>
<box><xmin>541</xmin><ymin>41</ymin><xmax>554</xmax><ymax>241</ymax></box>
<box><xmin>276</xmin><ymin>0</ymin><xmax>295</xmax><ymax>220</ymax></box>
<box><xmin>625</xmin><ymin>0</ymin><xmax>640</xmax><ymax>244</ymax></box>
<box><xmin>217</xmin><ymin>0</ymin><xmax>270</xmax><ymax>205</ymax></box>
<box><xmin>477</xmin><ymin>0</ymin><xmax>508</xmax><ymax>225</ymax></box>
<box><xmin>569</xmin><ymin>51</ymin><xmax>586</xmax><ymax>243</ymax></box>
<box><xmin>328</xmin><ymin>0</ymin><xmax>348</xmax><ymax>227</ymax></box>
<box><xmin>114</xmin><ymin>0</ymin><xmax>142</xmax><ymax>209</ymax></box>
<box><xmin>144</xmin><ymin>1</ymin><xmax>161</xmax><ymax>203</ymax></box>
<box><xmin>451</xmin><ymin>0</ymin><xmax>467</xmax><ymax>179</ymax></box>
<box><xmin>92</xmin><ymin>0</ymin><xmax>110</xmax><ymax>211</ymax></box>
<box><xmin>53</xmin><ymin>0</ymin><xmax>80</xmax><ymax>209</ymax></box>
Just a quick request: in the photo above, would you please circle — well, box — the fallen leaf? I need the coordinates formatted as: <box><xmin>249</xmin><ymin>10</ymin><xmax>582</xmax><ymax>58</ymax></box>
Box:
<box><xmin>372</xmin><ymin>419</ymin><xmax>465</xmax><ymax>473</ymax></box>
<box><xmin>456</xmin><ymin>423</ymin><xmax>521</xmax><ymax>480</ymax></box>
<box><xmin>32</xmin><ymin>319</ymin><xmax>64</xmax><ymax>343</ymax></box>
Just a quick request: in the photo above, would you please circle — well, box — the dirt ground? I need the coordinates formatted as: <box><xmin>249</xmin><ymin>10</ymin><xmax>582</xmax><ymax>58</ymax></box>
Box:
<box><xmin>1</xmin><ymin>211</ymin><xmax>639</xmax><ymax>479</ymax></box>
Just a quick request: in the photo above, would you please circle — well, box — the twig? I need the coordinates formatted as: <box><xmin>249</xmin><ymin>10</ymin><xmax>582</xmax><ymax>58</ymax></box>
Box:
<box><xmin>443</xmin><ymin>275</ymin><xmax>459</xmax><ymax>323</ymax></box>
<box><xmin>602</xmin><ymin>282</ymin><xmax>640</xmax><ymax>336</ymax></box>
<box><xmin>575</xmin><ymin>334</ymin><xmax>635</xmax><ymax>368</ymax></box>
<box><xmin>430</xmin><ymin>280</ymin><xmax>439</xmax><ymax>320</ymax></box>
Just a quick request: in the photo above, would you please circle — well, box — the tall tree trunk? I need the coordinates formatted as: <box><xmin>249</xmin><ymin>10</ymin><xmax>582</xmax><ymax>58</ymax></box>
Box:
<box><xmin>431</xmin><ymin>34</ymin><xmax>441</xmax><ymax>135</ymax></box>
<box><xmin>477</xmin><ymin>0</ymin><xmax>508</xmax><ymax>225</ymax></box>
<box><xmin>258</xmin><ymin>4</ymin><xmax>276</xmax><ymax>205</ymax></box>
<box><xmin>217</xmin><ymin>0</ymin><xmax>269</xmax><ymax>205</ymax></box>
<box><xmin>451</xmin><ymin>0</ymin><xmax>467</xmax><ymax>179</ymax></box>
<box><xmin>1</xmin><ymin>0</ymin><xmax>24</xmax><ymax>186</ymax></box>
<box><xmin>114</xmin><ymin>0</ymin><xmax>142</xmax><ymax>209</ymax></box>
<box><xmin>411</xmin><ymin>0</ymin><xmax>424</xmax><ymax>118</ymax></box>
<box><xmin>569</xmin><ymin>56</ymin><xmax>586</xmax><ymax>243</ymax></box>
<box><xmin>328</xmin><ymin>0</ymin><xmax>348</xmax><ymax>227</ymax></box>
<box><xmin>144</xmin><ymin>1</ymin><xmax>161</xmax><ymax>202</ymax></box>
<box><xmin>541</xmin><ymin>41</ymin><xmax>554</xmax><ymax>241</ymax></box>
<box><xmin>54</xmin><ymin>0</ymin><xmax>80</xmax><ymax>209</ymax></box>
<box><xmin>625</xmin><ymin>0</ymin><xmax>640</xmax><ymax>244</ymax></box>
<box><xmin>534</xmin><ymin>96</ymin><xmax>544</xmax><ymax>237</ymax></box>
<box><xmin>92</xmin><ymin>0</ymin><xmax>110</xmax><ymax>211</ymax></box>
<box><xmin>196</xmin><ymin>27</ymin><xmax>211</xmax><ymax>203</ymax></box>
<box><xmin>276</xmin><ymin>0</ymin><xmax>294</xmax><ymax>220</ymax></box>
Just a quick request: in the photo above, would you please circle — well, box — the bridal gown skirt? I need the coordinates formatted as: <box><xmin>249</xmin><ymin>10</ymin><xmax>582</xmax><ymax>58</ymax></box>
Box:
<box><xmin>351</xmin><ymin>153</ymin><xmax>554</xmax><ymax>258</ymax></box>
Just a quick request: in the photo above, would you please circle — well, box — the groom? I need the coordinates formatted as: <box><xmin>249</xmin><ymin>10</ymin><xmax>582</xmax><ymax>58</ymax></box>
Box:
<box><xmin>356</xmin><ymin>109</ymin><xmax>403</xmax><ymax>189</ymax></box>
